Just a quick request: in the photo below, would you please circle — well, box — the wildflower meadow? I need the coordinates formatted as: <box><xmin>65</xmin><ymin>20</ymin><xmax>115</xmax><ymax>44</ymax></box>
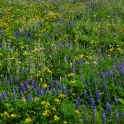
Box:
<box><xmin>0</xmin><ymin>0</ymin><xmax>124</xmax><ymax>123</ymax></box>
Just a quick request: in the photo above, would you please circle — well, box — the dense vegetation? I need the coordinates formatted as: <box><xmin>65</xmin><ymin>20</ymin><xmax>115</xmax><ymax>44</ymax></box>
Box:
<box><xmin>0</xmin><ymin>0</ymin><xmax>124</xmax><ymax>123</ymax></box>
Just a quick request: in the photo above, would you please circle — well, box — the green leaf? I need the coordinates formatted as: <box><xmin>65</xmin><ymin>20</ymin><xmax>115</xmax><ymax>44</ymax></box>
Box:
<box><xmin>118</xmin><ymin>98</ymin><xmax>124</xmax><ymax>104</ymax></box>
<box><xmin>4</xmin><ymin>103</ymin><xmax>11</xmax><ymax>108</ymax></box>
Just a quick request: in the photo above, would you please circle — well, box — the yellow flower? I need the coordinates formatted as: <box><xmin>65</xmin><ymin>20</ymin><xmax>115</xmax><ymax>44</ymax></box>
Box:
<box><xmin>46</xmin><ymin>68</ymin><xmax>52</xmax><ymax>74</ymax></box>
<box><xmin>110</xmin><ymin>47</ymin><xmax>114</xmax><ymax>51</ymax></box>
<box><xmin>67</xmin><ymin>73</ymin><xmax>74</xmax><ymax>77</ymax></box>
<box><xmin>70</xmin><ymin>63</ymin><xmax>72</xmax><ymax>67</ymax></box>
<box><xmin>23</xmin><ymin>51</ymin><xmax>30</xmax><ymax>56</ymax></box>
<box><xmin>59</xmin><ymin>94</ymin><xmax>65</xmax><ymax>98</ymax></box>
<box><xmin>41</xmin><ymin>101</ymin><xmax>46</xmax><ymax>105</ymax></box>
<box><xmin>70</xmin><ymin>80</ymin><xmax>76</xmax><ymax>84</ymax></box>
<box><xmin>40</xmin><ymin>78</ymin><xmax>43</xmax><ymax>82</ymax></box>
<box><xmin>44</xmin><ymin>102</ymin><xmax>50</xmax><ymax>108</ymax></box>
<box><xmin>42</xmin><ymin>83</ymin><xmax>48</xmax><ymax>88</ymax></box>
<box><xmin>34</xmin><ymin>97</ymin><xmax>39</xmax><ymax>101</ymax></box>
<box><xmin>75</xmin><ymin>110</ymin><xmax>80</xmax><ymax>114</ymax></box>
<box><xmin>31</xmin><ymin>50</ymin><xmax>36</xmax><ymax>53</ymax></box>
<box><xmin>75</xmin><ymin>56</ymin><xmax>79</xmax><ymax>60</ymax></box>
<box><xmin>42</xmin><ymin>110</ymin><xmax>50</xmax><ymax>117</ymax></box>
<box><xmin>21</xmin><ymin>46</ymin><xmax>24</xmax><ymax>49</ymax></box>
<box><xmin>78</xmin><ymin>54</ymin><xmax>83</xmax><ymax>59</ymax></box>
<box><xmin>51</xmin><ymin>107</ymin><xmax>56</xmax><ymax>111</ymax></box>
<box><xmin>117</xmin><ymin>48</ymin><xmax>123</xmax><ymax>53</ymax></box>
<box><xmin>0</xmin><ymin>52</ymin><xmax>3</xmax><ymax>57</ymax></box>
<box><xmin>3</xmin><ymin>111</ymin><xmax>9</xmax><ymax>117</ymax></box>
<box><xmin>25</xmin><ymin>117</ymin><xmax>32</xmax><ymax>123</ymax></box>
<box><xmin>21</xmin><ymin>97</ymin><xmax>26</xmax><ymax>102</ymax></box>
<box><xmin>9</xmin><ymin>57</ymin><xmax>15</xmax><ymax>60</ymax></box>
<box><xmin>54</xmin><ymin>115</ymin><xmax>60</xmax><ymax>121</ymax></box>
<box><xmin>10</xmin><ymin>114</ymin><xmax>16</xmax><ymax>118</ymax></box>
<box><xmin>54</xmin><ymin>98</ymin><xmax>60</xmax><ymax>103</ymax></box>
<box><xmin>64</xmin><ymin>121</ymin><xmax>68</xmax><ymax>124</ymax></box>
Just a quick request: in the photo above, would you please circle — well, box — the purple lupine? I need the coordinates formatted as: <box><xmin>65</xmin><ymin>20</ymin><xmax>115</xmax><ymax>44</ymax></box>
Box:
<box><xmin>36</xmin><ymin>86</ymin><xmax>41</xmax><ymax>95</ymax></box>
<box><xmin>31</xmin><ymin>79</ymin><xmax>37</xmax><ymax>89</ymax></box>
<box><xmin>58</xmin><ymin>41</ymin><xmax>62</xmax><ymax>48</ymax></box>
<box><xmin>46</xmin><ymin>88</ymin><xmax>50</xmax><ymax>94</ymax></box>
<box><xmin>50</xmin><ymin>78</ymin><xmax>53</xmax><ymax>89</ymax></box>
<box><xmin>114</xmin><ymin>56</ymin><xmax>117</xmax><ymax>62</ymax></box>
<box><xmin>106</xmin><ymin>102</ymin><xmax>111</xmax><ymax>112</ymax></box>
<box><xmin>15</xmin><ymin>30</ymin><xmax>20</xmax><ymax>38</ymax></box>
<box><xmin>84</xmin><ymin>89</ymin><xmax>87</xmax><ymax>99</ymax></box>
<box><xmin>102</xmin><ymin>111</ymin><xmax>106</xmax><ymax>122</ymax></box>
<box><xmin>25</xmin><ymin>68</ymin><xmax>29</xmax><ymax>74</ymax></box>
<box><xmin>4</xmin><ymin>76</ymin><xmax>8</xmax><ymax>85</ymax></box>
<box><xmin>12</xmin><ymin>88</ymin><xmax>16</xmax><ymax>95</ymax></box>
<box><xmin>24</xmin><ymin>80</ymin><xmax>28</xmax><ymax>90</ymax></box>
<box><xmin>83</xmin><ymin>104</ymin><xmax>87</xmax><ymax>112</ymax></box>
<box><xmin>38</xmin><ymin>22</ymin><xmax>42</xmax><ymax>27</ymax></box>
<box><xmin>79</xmin><ymin>70</ymin><xmax>82</xmax><ymax>76</ymax></box>
<box><xmin>79</xmin><ymin>58</ymin><xmax>83</xmax><ymax>66</ymax></box>
<box><xmin>20</xmin><ymin>83</ymin><xmax>25</xmax><ymax>92</ymax></box>
<box><xmin>10</xmin><ymin>77</ymin><xmax>14</xmax><ymax>85</ymax></box>
<box><xmin>56</xmin><ymin>81</ymin><xmax>61</xmax><ymax>89</ymax></box>
<box><xmin>21</xmin><ymin>31</ymin><xmax>25</xmax><ymax>36</ymax></box>
<box><xmin>15</xmin><ymin>87</ymin><xmax>19</xmax><ymax>93</ymax></box>
<box><xmin>52</xmin><ymin>88</ymin><xmax>56</xmax><ymax>96</ymax></box>
<box><xmin>14</xmin><ymin>76</ymin><xmax>18</xmax><ymax>84</ymax></box>
<box><xmin>119</xmin><ymin>68</ymin><xmax>123</xmax><ymax>76</ymax></box>
<box><xmin>97</xmin><ymin>47</ymin><xmax>101</xmax><ymax>53</ymax></box>
<box><xmin>87</xmin><ymin>79</ymin><xmax>90</xmax><ymax>87</ymax></box>
<box><xmin>28</xmin><ymin>94</ymin><xmax>33</xmax><ymax>102</ymax></box>
<box><xmin>82</xmin><ymin>114</ymin><xmax>86</xmax><ymax>120</ymax></box>
<box><xmin>64</xmin><ymin>55</ymin><xmax>67</xmax><ymax>63</ymax></box>
<box><xmin>72</xmin><ymin>62</ymin><xmax>75</xmax><ymax>73</ymax></box>
<box><xmin>90</xmin><ymin>98</ymin><xmax>96</xmax><ymax>108</ymax></box>
<box><xmin>21</xmin><ymin>91</ymin><xmax>25</xmax><ymax>98</ymax></box>
<box><xmin>63</xmin><ymin>85</ymin><xmax>67</xmax><ymax>96</ymax></box>
<box><xmin>84</xmin><ymin>79</ymin><xmax>86</xmax><ymax>84</ymax></box>
<box><xmin>75</xmin><ymin>101</ymin><xmax>79</xmax><ymax>110</ymax></box>
<box><xmin>92</xmin><ymin>108</ymin><xmax>96</xmax><ymax>118</ymax></box>
<box><xmin>0</xmin><ymin>94</ymin><xmax>2</xmax><ymax>100</ymax></box>
<box><xmin>113</xmin><ymin>64</ymin><xmax>118</xmax><ymax>71</ymax></box>
<box><xmin>80</xmin><ymin>76</ymin><xmax>82</xmax><ymax>82</ymax></box>
<box><xmin>14</xmin><ymin>95</ymin><xmax>17</xmax><ymax>102</ymax></box>
<box><xmin>41</xmin><ymin>87</ymin><xmax>44</xmax><ymax>95</ymax></box>
<box><xmin>26</xmin><ymin>32</ymin><xmax>28</xmax><ymax>38</ymax></box>
<box><xmin>103</xmin><ymin>53</ymin><xmax>106</xmax><ymax>59</ymax></box>
<box><xmin>88</xmin><ymin>89</ymin><xmax>92</xmax><ymax>97</ymax></box>
<box><xmin>88</xmin><ymin>118</ymin><xmax>92</xmax><ymax>123</ymax></box>
<box><xmin>75</xmin><ymin>96</ymin><xmax>81</xmax><ymax>110</ymax></box>
<box><xmin>66</xmin><ymin>40</ymin><xmax>70</xmax><ymax>48</ymax></box>
<box><xmin>120</xmin><ymin>60</ymin><xmax>124</xmax><ymax>69</ymax></box>
<box><xmin>70</xmin><ymin>89</ymin><xmax>73</xmax><ymax>95</ymax></box>
<box><xmin>102</xmin><ymin>81</ymin><xmax>106</xmax><ymax>87</ymax></box>
<box><xmin>109</xmin><ymin>70</ymin><xmax>114</xmax><ymax>78</ymax></box>
<box><xmin>114</xmin><ymin>96</ymin><xmax>118</xmax><ymax>104</ymax></box>
<box><xmin>118</xmin><ymin>79</ymin><xmax>122</xmax><ymax>88</ymax></box>
<box><xmin>3</xmin><ymin>92</ymin><xmax>7</xmax><ymax>99</ymax></box>
<box><xmin>96</xmin><ymin>90</ymin><xmax>101</xmax><ymax>102</ymax></box>
<box><xmin>122</xmin><ymin>112</ymin><xmax>124</xmax><ymax>118</ymax></box>
<box><xmin>94</xmin><ymin>77</ymin><xmax>97</xmax><ymax>86</ymax></box>
<box><xmin>115</xmin><ymin>110</ymin><xmax>119</xmax><ymax>122</ymax></box>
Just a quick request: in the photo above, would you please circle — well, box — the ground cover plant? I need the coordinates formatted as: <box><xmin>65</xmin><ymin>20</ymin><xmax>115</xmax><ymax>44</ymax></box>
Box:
<box><xmin>0</xmin><ymin>0</ymin><xmax>124</xmax><ymax>123</ymax></box>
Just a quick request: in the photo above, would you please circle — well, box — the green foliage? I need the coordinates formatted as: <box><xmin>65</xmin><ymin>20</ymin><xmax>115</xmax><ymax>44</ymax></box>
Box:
<box><xmin>0</xmin><ymin>0</ymin><xmax>124</xmax><ymax>124</ymax></box>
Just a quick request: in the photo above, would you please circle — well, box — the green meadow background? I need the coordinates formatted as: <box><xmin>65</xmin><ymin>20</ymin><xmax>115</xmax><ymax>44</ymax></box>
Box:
<box><xmin>0</xmin><ymin>0</ymin><xmax>124</xmax><ymax>123</ymax></box>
